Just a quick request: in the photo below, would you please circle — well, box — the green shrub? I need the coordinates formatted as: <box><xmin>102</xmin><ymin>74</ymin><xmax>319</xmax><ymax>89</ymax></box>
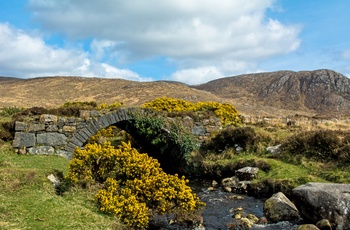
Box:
<box><xmin>124</xmin><ymin>110</ymin><xmax>198</xmax><ymax>174</ymax></box>
<box><xmin>201</xmin><ymin>126</ymin><xmax>257</xmax><ymax>153</ymax></box>
<box><xmin>281</xmin><ymin>130</ymin><xmax>350</xmax><ymax>163</ymax></box>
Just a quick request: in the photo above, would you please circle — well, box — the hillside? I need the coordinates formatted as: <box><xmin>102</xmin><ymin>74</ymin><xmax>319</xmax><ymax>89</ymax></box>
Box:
<box><xmin>0</xmin><ymin>76</ymin><xmax>222</xmax><ymax>108</ymax></box>
<box><xmin>1</xmin><ymin>69</ymin><xmax>350</xmax><ymax>116</ymax></box>
<box><xmin>194</xmin><ymin>69</ymin><xmax>350</xmax><ymax>115</ymax></box>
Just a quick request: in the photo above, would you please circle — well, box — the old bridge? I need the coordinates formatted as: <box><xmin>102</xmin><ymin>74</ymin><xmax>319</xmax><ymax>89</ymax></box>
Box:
<box><xmin>12</xmin><ymin>108</ymin><xmax>221</xmax><ymax>159</ymax></box>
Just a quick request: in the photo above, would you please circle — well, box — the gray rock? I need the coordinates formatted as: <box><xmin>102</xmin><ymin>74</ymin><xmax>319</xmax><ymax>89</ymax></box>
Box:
<box><xmin>27</xmin><ymin>146</ymin><xmax>55</xmax><ymax>155</ymax></box>
<box><xmin>56</xmin><ymin>150</ymin><xmax>72</xmax><ymax>159</ymax></box>
<box><xmin>296</xmin><ymin>224</ymin><xmax>320</xmax><ymax>230</ymax></box>
<box><xmin>316</xmin><ymin>219</ymin><xmax>332</xmax><ymax>230</ymax></box>
<box><xmin>13</xmin><ymin>132</ymin><xmax>36</xmax><ymax>147</ymax></box>
<box><xmin>293</xmin><ymin>182</ymin><xmax>350</xmax><ymax>230</ymax></box>
<box><xmin>37</xmin><ymin>133</ymin><xmax>67</xmax><ymax>146</ymax></box>
<box><xmin>90</xmin><ymin>110</ymin><xmax>99</xmax><ymax>117</ymax></box>
<box><xmin>222</xmin><ymin>176</ymin><xmax>239</xmax><ymax>189</ymax></box>
<box><xmin>221</xmin><ymin>177</ymin><xmax>251</xmax><ymax>194</ymax></box>
<box><xmin>46</xmin><ymin>124</ymin><xmax>58</xmax><ymax>132</ymax></box>
<box><xmin>28</xmin><ymin>123</ymin><xmax>45</xmax><ymax>132</ymax></box>
<box><xmin>47</xmin><ymin>174</ymin><xmax>61</xmax><ymax>188</ymax></box>
<box><xmin>264</xmin><ymin>192</ymin><xmax>300</xmax><ymax>223</ymax></box>
<box><xmin>192</xmin><ymin>126</ymin><xmax>206</xmax><ymax>136</ymax></box>
<box><xmin>15</xmin><ymin>121</ymin><xmax>27</xmax><ymax>131</ymax></box>
<box><xmin>235</xmin><ymin>167</ymin><xmax>259</xmax><ymax>181</ymax></box>
<box><xmin>266</xmin><ymin>144</ymin><xmax>281</xmax><ymax>155</ymax></box>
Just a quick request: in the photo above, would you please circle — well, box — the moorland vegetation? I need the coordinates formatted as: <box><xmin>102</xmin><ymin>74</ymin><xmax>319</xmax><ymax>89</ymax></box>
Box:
<box><xmin>1</xmin><ymin>97</ymin><xmax>350</xmax><ymax>229</ymax></box>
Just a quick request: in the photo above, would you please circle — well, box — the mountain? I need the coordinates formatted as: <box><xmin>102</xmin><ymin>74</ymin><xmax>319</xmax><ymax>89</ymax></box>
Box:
<box><xmin>194</xmin><ymin>69</ymin><xmax>350</xmax><ymax>115</ymax></box>
<box><xmin>1</xmin><ymin>69</ymin><xmax>350</xmax><ymax>116</ymax></box>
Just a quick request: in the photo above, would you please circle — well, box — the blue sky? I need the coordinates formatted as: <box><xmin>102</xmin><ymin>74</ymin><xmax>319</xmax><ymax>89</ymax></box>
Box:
<box><xmin>0</xmin><ymin>0</ymin><xmax>349</xmax><ymax>84</ymax></box>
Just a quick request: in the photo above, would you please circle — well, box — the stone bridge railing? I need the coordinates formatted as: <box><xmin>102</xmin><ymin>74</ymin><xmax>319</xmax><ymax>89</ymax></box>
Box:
<box><xmin>12</xmin><ymin>108</ymin><xmax>134</xmax><ymax>159</ymax></box>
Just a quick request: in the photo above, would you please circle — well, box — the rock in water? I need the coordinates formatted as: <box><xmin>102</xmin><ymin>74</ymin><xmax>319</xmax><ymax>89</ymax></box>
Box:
<box><xmin>263</xmin><ymin>192</ymin><xmax>300</xmax><ymax>223</ymax></box>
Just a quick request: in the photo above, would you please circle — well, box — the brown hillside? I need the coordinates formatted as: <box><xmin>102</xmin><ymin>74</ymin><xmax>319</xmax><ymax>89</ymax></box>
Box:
<box><xmin>194</xmin><ymin>69</ymin><xmax>350</xmax><ymax>115</ymax></box>
<box><xmin>0</xmin><ymin>76</ymin><xmax>224</xmax><ymax>109</ymax></box>
<box><xmin>1</xmin><ymin>69</ymin><xmax>350</xmax><ymax>117</ymax></box>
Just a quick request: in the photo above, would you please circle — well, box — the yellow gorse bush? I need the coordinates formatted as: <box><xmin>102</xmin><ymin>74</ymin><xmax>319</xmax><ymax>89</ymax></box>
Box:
<box><xmin>143</xmin><ymin>97</ymin><xmax>241</xmax><ymax>126</ymax></box>
<box><xmin>67</xmin><ymin>141</ymin><xmax>204</xmax><ymax>229</ymax></box>
<box><xmin>98</xmin><ymin>102</ymin><xmax>123</xmax><ymax>110</ymax></box>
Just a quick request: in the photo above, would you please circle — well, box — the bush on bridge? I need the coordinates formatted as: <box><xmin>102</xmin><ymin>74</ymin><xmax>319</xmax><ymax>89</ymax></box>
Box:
<box><xmin>67</xmin><ymin>141</ymin><xmax>204</xmax><ymax>229</ymax></box>
<box><xmin>143</xmin><ymin>97</ymin><xmax>241</xmax><ymax>126</ymax></box>
<box><xmin>129</xmin><ymin>110</ymin><xmax>198</xmax><ymax>174</ymax></box>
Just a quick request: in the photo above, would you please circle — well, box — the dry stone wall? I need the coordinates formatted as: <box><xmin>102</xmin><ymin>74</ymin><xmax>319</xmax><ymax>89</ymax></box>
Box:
<box><xmin>12</xmin><ymin>109</ymin><xmax>133</xmax><ymax>158</ymax></box>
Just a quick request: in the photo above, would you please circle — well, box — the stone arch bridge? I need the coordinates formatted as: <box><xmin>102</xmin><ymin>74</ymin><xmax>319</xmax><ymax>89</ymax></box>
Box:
<box><xmin>12</xmin><ymin>108</ymin><xmax>221</xmax><ymax>159</ymax></box>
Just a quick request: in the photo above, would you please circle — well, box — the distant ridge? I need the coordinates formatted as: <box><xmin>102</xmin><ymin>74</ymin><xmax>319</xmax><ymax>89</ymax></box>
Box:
<box><xmin>194</xmin><ymin>69</ymin><xmax>350</xmax><ymax>115</ymax></box>
<box><xmin>1</xmin><ymin>69</ymin><xmax>350</xmax><ymax>116</ymax></box>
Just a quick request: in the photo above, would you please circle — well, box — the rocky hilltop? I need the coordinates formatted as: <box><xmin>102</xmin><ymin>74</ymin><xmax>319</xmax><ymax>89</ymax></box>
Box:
<box><xmin>194</xmin><ymin>69</ymin><xmax>350</xmax><ymax>115</ymax></box>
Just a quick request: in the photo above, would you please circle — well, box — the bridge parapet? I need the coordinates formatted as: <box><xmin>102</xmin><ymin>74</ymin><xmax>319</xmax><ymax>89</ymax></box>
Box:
<box><xmin>12</xmin><ymin>108</ymin><xmax>134</xmax><ymax>158</ymax></box>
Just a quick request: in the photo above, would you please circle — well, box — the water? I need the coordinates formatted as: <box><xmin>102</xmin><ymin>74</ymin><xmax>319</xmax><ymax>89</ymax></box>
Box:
<box><xmin>149</xmin><ymin>180</ymin><xmax>298</xmax><ymax>230</ymax></box>
<box><xmin>193</xmin><ymin>180</ymin><xmax>263</xmax><ymax>230</ymax></box>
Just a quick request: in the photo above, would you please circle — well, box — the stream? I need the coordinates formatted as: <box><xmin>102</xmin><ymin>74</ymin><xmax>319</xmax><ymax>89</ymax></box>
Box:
<box><xmin>149</xmin><ymin>180</ymin><xmax>298</xmax><ymax>230</ymax></box>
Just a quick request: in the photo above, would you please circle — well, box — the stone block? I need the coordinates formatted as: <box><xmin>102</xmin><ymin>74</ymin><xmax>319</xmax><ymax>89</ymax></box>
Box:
<box><xmin>80</xmin><ymin>110</ymin><xmax>90</xmax><ymax>120</ymax></box>
<box><xmin>15</xmin><ymin>121</ymin><xmax>27</xmax><ymax>131</ymax></box>
<box><xmin>106</xmin><ymin>113</ymin><xmax>116</xmax><ymax>124</ymax></box>
<box><xmin>13</xmin><ymin>132</ymin><xmax>36</xmax><ymax>147</ymax></box>
<box><xmin>40</xmin><ymin>114</ymin><xmax>58</xmax><ymax>124</ymax></box>
<box><xmin>70</xmin><ymin>136</ymin><xmax>84</xmax><ymax>147</ymax></box>
<box><xmin>46</xmin><ymin>125</ymin><xmax>58</xmax><ymax>132</ymax></box>
<box><xmin>37</xmin><ymin>133</ymin><xmax>67</xmax><ymax>146</ymax></box>
<box><xmin>63</xmin><ymin>125</ymin><xmax>77</xmax><ymax>133</ymax></box>
<box><xmin>98</xmin><ymin>116</ymin><xmax>109</xmax><ymax>128</ymax></box>
<box><xmin>27</xmin><ymin>146</ymin><xmax>55</xmax><ymax>155</ymax></box>
<box><xmin>28</xmin><ymin>123</ymin><xmax>45</xmax><ymax>132</ymax></box>
<box><xmin>90</xmin><ymin>110</ymin><xmax>99</xmax><ymax>117</ymax></box>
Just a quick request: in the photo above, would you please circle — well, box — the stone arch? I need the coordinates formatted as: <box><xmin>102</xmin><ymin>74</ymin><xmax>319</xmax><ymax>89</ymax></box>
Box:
<box><xmin>65</xmin><ymin>108</ymin><xmax>134</xmax><ymax>157</ymax></box>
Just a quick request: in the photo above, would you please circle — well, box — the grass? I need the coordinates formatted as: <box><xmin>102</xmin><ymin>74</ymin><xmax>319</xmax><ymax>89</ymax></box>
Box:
<box><xmin>0</xmin><ymin>143</ymin><xmax>125</xmax><ymax>230</ymax></box>
<box><xmin>200</xmin><ymin>146</ymin><xmax>350</xmax><ymax>196</ymax></box>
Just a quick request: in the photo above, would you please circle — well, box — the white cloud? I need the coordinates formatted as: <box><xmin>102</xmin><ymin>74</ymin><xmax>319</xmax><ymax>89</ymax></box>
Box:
<box><xmin>0</xmin><ymin>23</ymin><xmax>145</xmax><ymax>80</ymax></box>
<box><xmin>170</xmin><ymin>66</ymin><xmax>224</xmax><ymax>85</ymax></box>
<box><xmin>28</xmin><ymin>0</ymin><xmax>301</xmax><ymax>84</ymax></box>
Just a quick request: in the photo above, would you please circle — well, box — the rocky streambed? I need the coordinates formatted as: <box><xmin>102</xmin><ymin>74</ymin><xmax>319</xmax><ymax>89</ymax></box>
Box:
<box><xmin>149</xmin><ymin>180</ymin><xmax>350</xmax><ymax>230</ymax></box>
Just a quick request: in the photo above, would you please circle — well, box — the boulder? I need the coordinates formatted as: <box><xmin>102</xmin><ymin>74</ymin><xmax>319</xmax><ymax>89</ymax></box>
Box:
<box><xmin>264</xmin><ymin>192</ymin><xmax>300</xmax><ymax>223</ymax></box>
<box><xmin>297</xmin><ymin>224</ymin><xmax>320</xmax><ymax>230</ymax></box>
<box><xmin>221</xmin><ymin>176</ymin><xmax>239</xmax><ymax>192</ymax></box>
<box><xmin>222</xmin><ymin>176</ymin><xmax>252</xmax><ymax>194</ymax></box>
<box><xmin>266</xmin><ymin>144</ymin><xmax>281</xmax><ymax>155</ymax></box>
<box><xmin>292</xmin><ymin>182</ymin><xmax>350</xmax><ymax>230</ymax></box>
<box><xmin>235</xmin><ymin>167</ymin><xmax>259</xmax><ymax>181</ymax></box>
<box><xmin>316</xmin><ymin>219</ymin><xmax>332</xmax><ymax>230</ymax></box>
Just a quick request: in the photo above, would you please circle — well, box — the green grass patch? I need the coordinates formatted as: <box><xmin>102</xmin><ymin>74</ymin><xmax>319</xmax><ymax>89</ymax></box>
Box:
<box><xmin>0</xmin><ymin>143</ymin><xmax>125</xmax><ymax>230</ymax></box>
